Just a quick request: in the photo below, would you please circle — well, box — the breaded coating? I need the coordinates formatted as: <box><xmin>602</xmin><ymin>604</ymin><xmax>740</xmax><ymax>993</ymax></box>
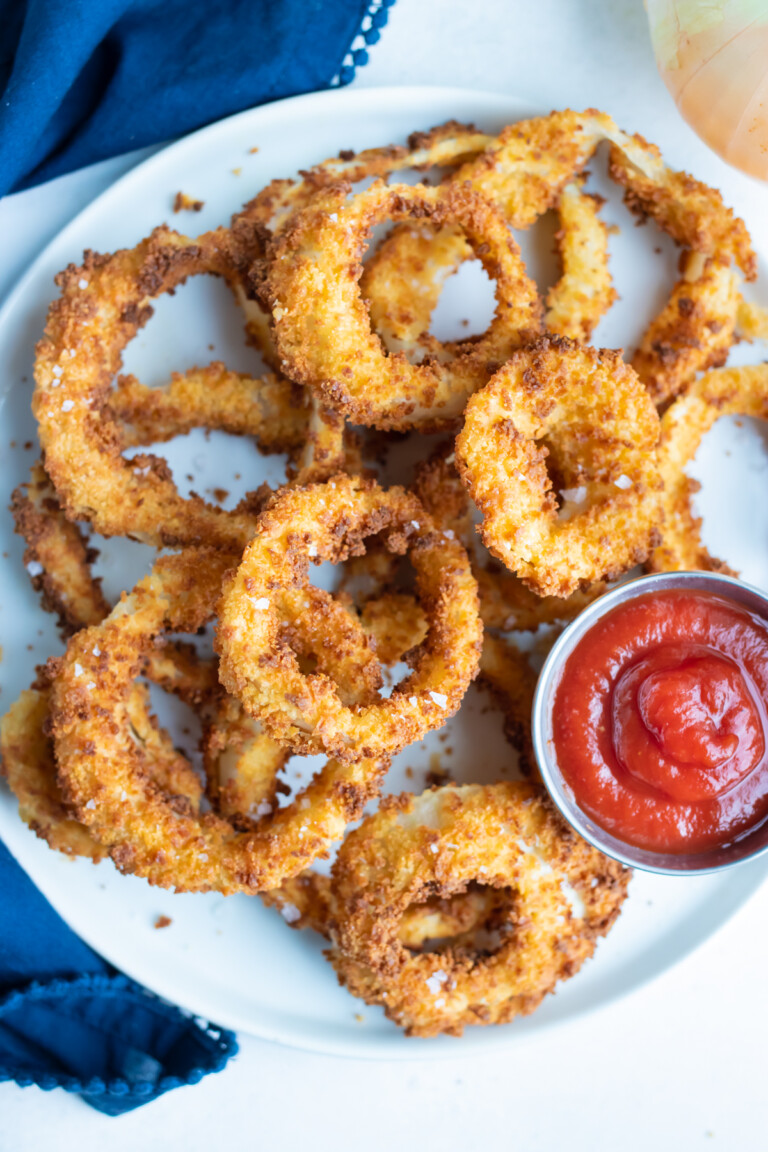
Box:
<box><xmin>456</xmin><ymin>336</ymin><xmax>662</xmax><ymax>597</ymax></box>
<box><xmin>632</xmin><ymin>253</ymin><xmax>741</xmax><ymax>407</ymax></box>
<box><xmin>329</xmin><ymin>784</ymin><xmax>630</xmax><ymax>1037</ymax></box>
<box><xmin>51</xmin><ymin>548</ymin><xmax>391</xmax><ymax>893</ymax></box>
<box><xmin>649</xmin><ymin>365</ymin><xmax>768</xmax><ymax>573</ymax></box>
<box><xmin>262</xmin><ymin>181</ymin><xmax>541</xmax><ymax>430</ymax></box>
<box><xmin>216</xmin><ymin>474</ymin><xmax>482</xmax><ymax>762</ymax></box>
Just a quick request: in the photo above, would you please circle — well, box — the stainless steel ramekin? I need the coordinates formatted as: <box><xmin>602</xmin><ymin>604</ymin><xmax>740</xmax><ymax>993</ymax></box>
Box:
<box><xmin>532</xmin><ymin>570</ymin><xmax>768</xmax><ymax>875</ymax></box>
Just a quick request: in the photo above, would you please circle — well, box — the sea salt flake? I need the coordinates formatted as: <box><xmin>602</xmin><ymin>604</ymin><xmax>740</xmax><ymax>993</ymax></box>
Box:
<box><xmin>410</xmin><ymin>520</ymin><xmax>420</xmax><ymax>530</ymax></box>
<box><xmin>280</xmin><ymin>903</ymin><xmax>301</xmax><ymax>923</ymax></box>
<box><xmin>120</xmin><ymin>790</ymin><xmax>128</xmax><ymax>801</ymax></box>
<box><xmin>51</xmin><ymin>379</ymin><xmax>61</xmax><ymax>388</ymax></box>
<box><xmin>408</xmin><ymin>696</ymin><xmax>418</xmax><ymax>706</ymax></box>
<box><xmin>198</xmin><ymin>852</ymin><xmax>209</xmax><ymax>862</ymax></box>
<box><xmin>560</xmin><ymin>485</ymin><xmax>587</xmax><ymax>504</ymax></box>
<box><xmin>250</xmin><ymin>597</ymin><xmax>270</xmax><ymax>610</ymax></box>
<box><xmin>52</xmin><ymin>365</ymin><xmax>63</xmax><ymax>378</ymax></box>
<box><xmin>86</xmin><ymin>681</ymin><xmax>96</xmax><ymax>690</ymax></box>
<box><xmin>328</xmin><ymin>212</ymin><xmax>339</xmax><ymax>222</ymax></box>
<box><xmin>61</xmin><ymin>399</ymin><xmax>75</xmax><ymax>412</ymax></box>
<box><xmin>443</xmin><ymin>529</ymin><xmax>455</xmax><ymax>539</ymax></box>
<box><xmin>614</xmin><ymin>474</ymin><xmax>632</xmax><ymax>490</ymax></box>
<box><xmin>85</xmin><ymin>799</ymin><xmax>96</xmax><ymax>810</ymax></box>
<box><xmin>429</xmin><ymin>844</ymin><xmax>438</xmax><ymax>854</ymax></box>
<box><xmin>255</xmin><ymin>800</ymin><xmax>272</xmax><ymax>817</ymax></box>
<box><xmin>434</xmin><ymin>998</ymin><xmax>446</xmax><ymax>1008</ymax></box>
<box><xmin>74</xmin><ymin>663</ymin><xmax>84</xmax><ymax>677</ymax></box>
<box><xmin>429</xmin><ymin>691</ymin><xmax>448</xmax><ymax>709</ymax></box>
<box><xmin>78</xmin><ymin>279</ymin><xmax>89</xmax><ymax>290</ymax></box>
<box><xmin>26</xmin><ymin>560</ymin><xmax>44</xmax><ymax>577</ymax></box>
<box><xmin>425</xmin><ymin>970</ymin><xmax>448</xmax><ymax>995</ymax></box>
<box><xmin>93</xmin><ymin>646</ymin><xmax>101</xmax><ymax>656</ymax></box>
<box><xmin>307</xmin><ymin>542</ymin><xmax>318</xmax><ymax>558</ymax></box>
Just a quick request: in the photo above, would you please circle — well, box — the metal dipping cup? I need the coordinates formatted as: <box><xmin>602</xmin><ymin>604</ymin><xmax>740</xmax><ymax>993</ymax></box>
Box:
<box><xmin>532</xmin><ymin>571</ymin><xmax>768</xmax><ymax>876</ymax></box>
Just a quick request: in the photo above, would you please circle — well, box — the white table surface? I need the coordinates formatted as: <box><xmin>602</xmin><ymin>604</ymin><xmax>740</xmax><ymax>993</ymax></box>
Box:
<box><xmin>3</xmin><ymin>0</ymin><xmax>768</xmax><ymax>1147</ymax></box>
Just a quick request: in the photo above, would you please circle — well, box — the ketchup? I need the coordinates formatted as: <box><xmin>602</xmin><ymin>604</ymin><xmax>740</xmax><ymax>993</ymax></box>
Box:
<box><xmin>551</xmin><ymin>589</ymin><xmax>768</xmax><ymax>854</ymax></box>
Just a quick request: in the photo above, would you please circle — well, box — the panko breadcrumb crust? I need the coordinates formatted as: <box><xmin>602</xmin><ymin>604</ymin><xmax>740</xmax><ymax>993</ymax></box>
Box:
<box><xmin>329</xmin><ymin>783</ymin><xmax>630</xmax><ymax>1037</ymax></box>
<box><xmin>216</xmin><ymin>474</ymin><xmax>483</xmax><ymax>762</ymax></box>
<box><xmin>456</xmin><ymin>335</ymin><xmax>662</xmax><ymax>597</ymax></box>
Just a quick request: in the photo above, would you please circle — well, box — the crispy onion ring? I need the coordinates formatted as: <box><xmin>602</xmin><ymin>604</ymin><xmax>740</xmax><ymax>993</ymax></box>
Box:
<box><xmin>328</xmin><ymin>783</ymin><xmax>630</xmax><ymax>1037</ymax></box>
<box><xmin>217</xmin><ymin>474</ymin><xmax>482</xmax><ymax>761</ymax></box>
<box><xmin>362</xmin><ymin>176</ymin><xmax>615</xmax><ymax>359</ymax></box>
<box><xmin>262</xmin><ymin>180</ymin><xmax>541</xmax><ymax>430</ymax></box>
<box><xmin>545</xmin><ymin>177</ymin><xmax>616</xmax><ymax>341</ymax></box>
<box><xmin>31</xmin><ymin>226</ymin><xmax>297</xmax><ymax>548</ymax></box>
<box><xmin>456</xmin><ymin>335</ymin><xmax>662</xmax><ymax>597</ymax></box>
<box><xmin>631</xmin><ymin>253</ymin><xmax>741</xmax><ymax>408</ymax></box>
<box><xmin>0</xmin><ymin>666</ymin><xmax>206</xmax><ymax>862</ymax></box>
<box><xmin>357</xmin><ymin>110</ymin><xmax>753</xmax><ymax>403</ymax></box>
<box><xmin>412</xmin><ymin>445</ymin><xmax>607</xmax><ymax>629</ymax></box>
<box><xmin>106</xmin><ymin>361</ymin><xmax>306</xmax><ymax>453</ymax></box>
<box><xmin>649</xmin><ymin>365</ymin><xmax>768</xmax><ymax>574</ymax></box>
<box><xmin>11</xmin><ymin>463</ymin><xmax>221</xmax><ymax>710</ymax></box>
<box><xmin>51</xmin><ymin>548</ymin><xmax>391</xmax><ymax>892</ymax></box>
<box><xmin>12</xmin><ymin>460</ymin><xmax>109</xmax><ymax>635</ymax></box>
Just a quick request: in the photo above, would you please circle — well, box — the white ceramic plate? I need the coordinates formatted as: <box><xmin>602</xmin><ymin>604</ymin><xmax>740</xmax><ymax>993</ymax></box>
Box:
<box><xmin>3</xmin><ymin>85</ymin><xmax>768</xmax><ymax>1058</ymax></box>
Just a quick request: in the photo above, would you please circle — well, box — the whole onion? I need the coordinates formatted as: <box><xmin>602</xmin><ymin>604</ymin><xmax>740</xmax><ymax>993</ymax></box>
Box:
<box><xmin>647</xmin><ymin>0</ymin><xmax>768</xmax><ymax>179</ymax></box>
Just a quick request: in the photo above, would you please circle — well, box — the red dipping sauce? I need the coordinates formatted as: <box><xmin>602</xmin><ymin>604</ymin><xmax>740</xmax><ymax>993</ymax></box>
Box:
<box><xmin>552</xmin><ymin>589</ymin><xmax>768</xmax><ymax>854</ymax></box>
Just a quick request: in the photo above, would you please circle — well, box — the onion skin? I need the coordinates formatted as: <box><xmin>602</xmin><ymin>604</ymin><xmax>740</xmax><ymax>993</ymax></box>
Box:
<box><xmin>648</xmin><ymin>0</ymin><xmax>768</xmax><ymax>180</ymax></box>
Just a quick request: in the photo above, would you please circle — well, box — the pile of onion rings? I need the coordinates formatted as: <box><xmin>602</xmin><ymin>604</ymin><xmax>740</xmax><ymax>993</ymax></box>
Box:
<box><xmin>5</xmin><ymin>105</ymin><xmax>762</xmax><ymax>1037</ymax></box>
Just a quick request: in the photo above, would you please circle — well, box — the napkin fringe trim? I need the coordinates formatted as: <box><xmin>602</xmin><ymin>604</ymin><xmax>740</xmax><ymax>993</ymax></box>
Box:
<box><xmin>0</xmin><ymin>972</ymin><xmax>236</xmax><ymax>1098</ymax></box>
<box><xmin>334</xmin><ymin>0</ymin><xmax>397</xmax><ymax>86</ymax></box>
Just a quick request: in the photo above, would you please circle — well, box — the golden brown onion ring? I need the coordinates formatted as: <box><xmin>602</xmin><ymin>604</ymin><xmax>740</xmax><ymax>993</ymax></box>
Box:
<box><xmin>456</xmin><ymin>336</ymin><xmax>662</xmax><ymax>598</ymax></box>
<box><xmin>631</xmin><ymin>253</ymin><xmax>741</xmax><ymax>407</ymax></box>
<box><xmin>545</xmin><ymin>177</ymin><xmax>617</xmax><ymax>341</ymax></box>
<box><xmin>51</xmin><ymin>549</ymin><xmax>390</xmax><ymax>892</ymax></box>
<box><xmin>412</xmin><ymin>445</ymin><xmax>607</xmax><ymax>630</ymax></box>
<box><xmin>262</xmin><ymin>180</ymin><xmax>541</xmax><ymax>431</ymax></box>
<box><xmin>216</xmin><ymin>475</ymin><xmax>482</xmax><ymax>762</ymax></box>
<box><xmin>328</xmin><ymin>783</ymin><xmax>630</xmax><ymax>1037</ymax></box>
<box><xmin>362</xmin><ymin>176</ymin><xmax>615</xmax><ymax>360</ymax></box>
<box><xmin>32</xmin><ymin>227</ymin><xmax>286</xmax><ymax>548</ymax></box>
<box><xmin>107</xmin><ymin>361</ymin><xmax>306</xmax><ymax>453</ymax></box>
<box><xmin>0</xmin><ymin>669</ymin><xmax>205</xmax><ymax>862</ymax></box>
<box><xmin>648</xmin><ymin>365</ymin><xmax>768</xmax><ymax>574</ymax></box>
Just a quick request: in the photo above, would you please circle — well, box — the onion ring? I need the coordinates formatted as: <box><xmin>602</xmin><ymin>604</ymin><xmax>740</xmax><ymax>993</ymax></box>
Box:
<box><xmin>262</xmin><ymin>180</ymin><xmax>541</xmax><ymax>430</ymax></box>
<box><xmin>357</xmin><ymin>111</ymin><xmax>753</xmax><ymax>403</ymax></box>
<box><xmin>455</xmin><ymin>335</ymin><xmax>662</xmax><ymax>597</ymax></box>
<box><xmin>631</xmin><ymin>253</ymin><xmax>741</xmax><ymax>407</ymax></box>
<box><xmin>648</xmin><ymin>365</ymin><xmax>768</xmax><ymax>574</ymax></box>
<box><xmin>544</xmin><ymin>177</ymin><xmax>617</xmax><ymax>341</ymax></box>
<box><xmin>328</xmin><ymin>783</ymin><xmax>630</xmax><ymax>1037</ymax></box>
<box><xmin>217</xmin><ymin>475</ymin><xmax>482</xmax><ymax>761</ymax></box>
<box><xmin>362</xmin><ymin>176</ymin><xmax>615</xmax><ymax>360</ymax></box>
<box><xmin>50</xmin><ymin>548</ymin><xmax>391</xmax><ymax>892</ymax></box>
<box><xmin>412</xmin><ymin>445</ymin><xmax>607</xmax><ymax>629</ymax></box>
<box><xmin>107</xmin><ymin>361</ymin><xmax>306</xmax><ymax>454</ymax></box>
<box><xmin>31</xmin><ymin>226</ymin><xmax>292</xmax><ymax>548</ymax></box>
<box><xmin>1</xmin><ymin>668</ymin><xmax>206</xmax><ymax>862</ymax></box>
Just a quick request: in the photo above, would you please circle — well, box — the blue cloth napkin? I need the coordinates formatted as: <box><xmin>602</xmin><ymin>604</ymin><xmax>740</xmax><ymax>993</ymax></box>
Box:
<box><xmin>0</xmin><ymin>0</ymin><xmax>396</xmax><ymax>1114</ymax></box>
<box><xmin>0</xmin><ymin>0</ymin><xmax>395</xmax><ymax>196</ymax></box>
<box><xmin>0</xmin><ymin>840</ymin><xmax>238</xmax><ymax>1114</ymax></box>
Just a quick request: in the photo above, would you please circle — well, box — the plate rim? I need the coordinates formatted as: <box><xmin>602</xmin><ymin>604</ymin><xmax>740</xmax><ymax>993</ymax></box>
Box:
<box><xmin>2</xmin><ymin>82</ymin><xmax>767</xmax><ymax>1058</ymax></box>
